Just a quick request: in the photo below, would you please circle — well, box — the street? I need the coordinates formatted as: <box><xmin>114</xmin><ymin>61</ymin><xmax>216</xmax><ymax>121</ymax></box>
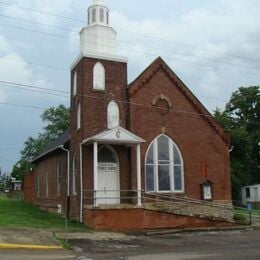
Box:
<box><xmin>70</xmin><ymin>228</ymin><xmax>260</xmax><ymax>260</ymax></box>
<box><xmin>1</xmin><ymin>228</ymin><xmax>260</xmax><ymax>259</ymax></box>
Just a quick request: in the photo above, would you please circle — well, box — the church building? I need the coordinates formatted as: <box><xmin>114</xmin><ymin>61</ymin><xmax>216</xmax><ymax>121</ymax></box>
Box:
<box><xmin>24</xmin><ymin>0</ymin><xmax>233</xmax><ymax>231</ymax></box>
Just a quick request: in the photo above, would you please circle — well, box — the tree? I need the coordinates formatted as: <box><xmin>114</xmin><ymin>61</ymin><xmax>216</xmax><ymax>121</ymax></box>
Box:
<box><xmin>214</xmin><ymin>86</ymin><xmax>260</xmax><ymax>200</ymax></box>
<box><xmin>11</xmin><ymin>105</ymin><xmax>70</xmax><ymax>181</ymax></box>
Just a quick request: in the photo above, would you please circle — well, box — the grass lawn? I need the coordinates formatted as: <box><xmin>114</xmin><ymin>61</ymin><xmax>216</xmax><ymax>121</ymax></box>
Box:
<box><xmin>0</xmin><ymin>194</ymin><xmax>87</xmax><ymax>230</ymax></box>
<box><xmin>234</xmin><ymin>208</ymin><xmax>260</xmax><ymax>217</ymax></box>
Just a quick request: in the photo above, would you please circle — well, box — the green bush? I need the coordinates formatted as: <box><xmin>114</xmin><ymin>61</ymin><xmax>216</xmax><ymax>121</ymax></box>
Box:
<box><xmin>233</xmin><ymin>213</ymin><xmax>247</xmax><ymax>221</ymax></box>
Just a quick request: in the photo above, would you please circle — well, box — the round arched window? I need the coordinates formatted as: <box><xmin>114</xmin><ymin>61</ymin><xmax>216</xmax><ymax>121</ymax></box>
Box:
<box><xmin>145</xmin><ymin>135</ymin><xmax>184</xmax><ymax>192</ymax></box>
<box><xmin>93</xmin><ymin>62</ymin><xmax>105</xmax><ymax>90</ymax></box>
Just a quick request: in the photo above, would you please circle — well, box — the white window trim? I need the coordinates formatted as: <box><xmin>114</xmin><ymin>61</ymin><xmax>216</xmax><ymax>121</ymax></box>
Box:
<box><xmin>145</xmin><ymin>134</ymin><xmax>185</xmax><ymax>193</ymax></box>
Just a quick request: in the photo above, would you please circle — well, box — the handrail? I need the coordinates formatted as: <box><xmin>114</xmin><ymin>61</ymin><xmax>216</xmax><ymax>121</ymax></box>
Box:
<box><xmin>82</xmin><ymin>189</ymin><xmax>260</xmax><ymax>218</ymax></box>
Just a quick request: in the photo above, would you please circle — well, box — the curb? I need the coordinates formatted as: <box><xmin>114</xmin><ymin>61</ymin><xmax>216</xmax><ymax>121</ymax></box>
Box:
<box><xmin>145</xmin><ymin>225</ymin><xmax>258</xmax><ymax>236</ymax></box>
<box><xmin>0</xmin><ymin>243</ymin><xmax>63</xmax><ymax>250</ymax></box>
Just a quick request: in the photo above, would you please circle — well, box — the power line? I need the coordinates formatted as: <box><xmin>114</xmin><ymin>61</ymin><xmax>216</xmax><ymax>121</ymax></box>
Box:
<box><xmin>1</xmin><ymin>0</ymin><xmax>260</xmax><ymax>64</ymax></box>
<box><xmin>0</xmin><ymin>1</ymin><xmax>82</xmax><ymax>23</ymax></box>
<box><xmin>0</xmin><ymin>83</ymin><xmax>68</xmax><ymax>98</ymax></box>
<box><xmin>1</xmin><ymin>14</ymin><xmax>260</xmax><ymax>72</ymax></box>
<box><xmin>1</xmin><ymin>23</ymin><xmax>260</xmax><ymax>77</ymax></box>
<box><xmin>0</xmin><ymin>56</ymin><xmax>67</xmax><ymax>72</ymax></box>
<box><xmin>0</xmin><ymin>101</ymin><xmax>46</xmax><ymax>110</ymax></box>
<box><xmin>0</xmin><ymin>79</ymin><xmax>235</xmax><ymax>105</ymax></box>
<box><xmin>0</xmin><ymin>80</ymin><xmax>69</xmax><ymax>94</ymax></box>
<box><xmin>0</xmin><ymin>83</ymin><xmax>259</xmax><ymax>126</ymax></box>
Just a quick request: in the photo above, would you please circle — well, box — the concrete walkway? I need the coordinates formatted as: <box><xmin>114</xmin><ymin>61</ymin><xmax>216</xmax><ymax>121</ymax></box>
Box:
<box><xmin>0</xmin><ymin>228</ymin><xmax>62</xmax><ymax>249</ymax></box>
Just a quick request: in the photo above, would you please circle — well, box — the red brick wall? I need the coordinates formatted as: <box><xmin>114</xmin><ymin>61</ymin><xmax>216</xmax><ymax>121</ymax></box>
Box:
<box><xmin>84</xmin><ymin>208</ymin><xmax>234</xmax><ymax>231</ymax></box>
<box><xmin>70</xmin><ymin>57</ymin><xmax>129</xmax><ymax>214</ymax></box>
<box><xmin>128</xmin><ymin>59</ymin><xmax>232</xmax><ymax>201</ymax></box>
<box><xmin>33</xmin><ymin>151</ymin><xmax>68</xmax><ymax>215</ymax></box>
<box><xmin>24</xmin><ymin>171</ymin><xmax>35</xmax><ymax>203</ymax></box>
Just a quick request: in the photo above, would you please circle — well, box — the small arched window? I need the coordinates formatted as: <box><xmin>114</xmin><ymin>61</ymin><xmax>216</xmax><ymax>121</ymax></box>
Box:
<box><xmin>145</xmin><ymin>135</ymin><xmax>184</xmax><ymax>193</ymax></box>
<box><xmin>100</xmin><ymin>8</ymin><xmax>104</xmax><ymax>23</ymax></box>
<box><xmin>73</xmin><ymin>71</ymin><xmax>77</xmax><ymax>96</ymax></box>
<box><xmin>92</xmin><ymin>8</ymin><xmax>96</xmax><ymax>23</ymax></box>
<box><xmin>107</xmin><ymin>100</ymin><xmax>120</xmax><ymax>129</ymax></box>
<box><xmin>93</xmin><ymin>62</ymin><xmax>105</xmax><ymax>90</ymax></box>
<box><xmin>77</xmin><ymin>102</ymin><xmax>81</xmax><ymax>130</ymax></box>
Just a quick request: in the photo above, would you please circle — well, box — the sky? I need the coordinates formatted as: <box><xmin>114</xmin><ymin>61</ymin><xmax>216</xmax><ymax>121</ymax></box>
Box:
<box><xmin>0</xmin><ymin>0</ymin><xmax>260</xmax><ymax>173</ymax></box>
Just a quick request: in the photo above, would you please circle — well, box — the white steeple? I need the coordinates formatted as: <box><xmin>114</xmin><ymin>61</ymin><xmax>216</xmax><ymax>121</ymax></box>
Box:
<box><xmin>78</xmin><ymin>0</ymin><xmax>127</xmax><ymax>62</ymax></box>
<box><xmin>93</xmin><ymin>0</ymin><xmax>106</xmax><ymax>5</ymax></box>
<box><xmin>71</xmin><ymin>0</ymin><xmax>127</xmax><ymax>67</ymax></box>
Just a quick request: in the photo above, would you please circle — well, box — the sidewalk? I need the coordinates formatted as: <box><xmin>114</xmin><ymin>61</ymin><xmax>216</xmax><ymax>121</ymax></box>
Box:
<box><xmin>0</xmin><ymin>228</ymin><xmax>62</xmax><ymax>249</ymax></box>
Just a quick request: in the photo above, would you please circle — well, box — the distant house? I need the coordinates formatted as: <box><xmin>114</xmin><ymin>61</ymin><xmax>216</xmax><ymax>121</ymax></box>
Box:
<box><xmin>241</xmin><ymin>184</ymin><xmax>260</xmax><ymax>209</ymax></box>
<box><xmin>11</xmin><ymin>178</ymin><xmax>22</xmax><ymax>191</ymax></box>
<box><xmin>24</xmin><ymin>0</ymin><xmax>233</xmax><ymax>231</ymax></box>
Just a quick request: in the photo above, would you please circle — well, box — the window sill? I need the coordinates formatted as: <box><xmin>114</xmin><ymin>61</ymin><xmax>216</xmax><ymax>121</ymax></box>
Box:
<box><xmin>92</xmin><ymin>89</ymin><xmax>105</xmax><ymax>94</ymax></box>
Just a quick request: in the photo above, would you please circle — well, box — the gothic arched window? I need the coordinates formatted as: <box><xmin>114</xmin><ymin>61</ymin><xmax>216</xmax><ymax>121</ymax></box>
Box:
<box><xmin>77</xmin><ymin>102</ymin><xmax>81</xmax><ymax>130</ymax></box>
<box><xmin>145</xmin><ymin>135</ymin><xmax>184</xmax><ymax>192</ymax></box>
<box><xmin>107</xmin><ymin>100</ymin><xmax>119</xmax><ymax>129</ymax></box>
<box><xmin>73</xmin><ymin>71</ymin><xmax>77</xmax><ymax>96</ymax></box>
<box><xmin>93</xmin><ymin>62</ymin><xmax>105</xmax><ymax>90</ymax></box>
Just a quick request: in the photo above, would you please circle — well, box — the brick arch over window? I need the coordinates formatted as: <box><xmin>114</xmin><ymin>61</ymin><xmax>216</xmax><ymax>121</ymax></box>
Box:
<box><xmin>93</xmin><ymin>62</ymin><xmax>105</xmax><ymax>91</ymax></box>
<box><xmin>145</xmin><ymin>134</ymin><xmax>184</xmax><ymax>193</ymax></box>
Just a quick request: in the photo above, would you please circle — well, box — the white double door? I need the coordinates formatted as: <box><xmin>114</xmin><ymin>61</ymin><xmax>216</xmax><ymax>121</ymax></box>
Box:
<box><xmin>97</xmin><ymin>162</ymin><xmax>120</xmax><ymax>205</ymax></box>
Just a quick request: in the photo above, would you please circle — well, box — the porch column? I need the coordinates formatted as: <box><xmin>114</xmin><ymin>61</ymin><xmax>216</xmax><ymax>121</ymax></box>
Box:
<box><xmin>93</xmin><ymin>142</ymin><xmax>98</xmax><ymax>207</ymax></box>
<box><xmin>137</xmin><ymin>144</ymin><xmax>142</xmax><ymax>207</ymax></box>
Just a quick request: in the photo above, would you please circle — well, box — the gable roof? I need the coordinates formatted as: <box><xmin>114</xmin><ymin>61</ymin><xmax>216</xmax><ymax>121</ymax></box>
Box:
<box><xmin>128</xmin><ymin>57</ymin><xmax>229</xmax><ymax>146</ymax></box>
<box><xmin>32</xmin><ymin>129</ymin><xmax>70</xmax><ymax>163</ymax></box>
<box><xmin>82</xmin><ymin>126</ymin><xmax>145</xmax><ymax>145</ymax></box>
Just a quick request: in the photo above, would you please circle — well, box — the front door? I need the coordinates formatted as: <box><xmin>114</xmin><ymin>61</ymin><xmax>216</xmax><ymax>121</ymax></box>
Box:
<box><xmin>97</xmin><ymin>146</ymin><xmax>120</xmax><ymax>205</ymax></box>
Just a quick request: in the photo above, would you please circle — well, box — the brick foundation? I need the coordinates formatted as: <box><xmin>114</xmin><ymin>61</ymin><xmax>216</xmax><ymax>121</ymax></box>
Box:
<box><xmin>84</xmin><ymin>207</ymin><xmax>234</xmax><ymax>231</ymax></box>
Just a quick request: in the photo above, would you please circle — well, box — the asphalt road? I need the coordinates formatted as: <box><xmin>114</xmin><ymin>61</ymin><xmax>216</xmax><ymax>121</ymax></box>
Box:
<box><xmin>70</xmin><ymin>229</ymin><xmax>260</xmax><ymax>260</ymax></box>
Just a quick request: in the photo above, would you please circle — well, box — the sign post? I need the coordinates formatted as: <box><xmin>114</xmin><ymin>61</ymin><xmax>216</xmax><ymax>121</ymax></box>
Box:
<box><xmin>247</xmin><ymin>203</ymin><xmax>252</xmax><ymax>225</ymax></box>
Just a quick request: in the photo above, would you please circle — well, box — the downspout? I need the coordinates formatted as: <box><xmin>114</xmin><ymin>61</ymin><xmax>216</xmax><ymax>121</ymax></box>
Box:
<box><xmin>79</xmin><ymin>143</ymin><xmax>83</xmax><ymax>223</ymax></box>
<box><xmin>59</xmin><ymin>145</ymin><xmax>70</xmax><ymax>243</ymax></box>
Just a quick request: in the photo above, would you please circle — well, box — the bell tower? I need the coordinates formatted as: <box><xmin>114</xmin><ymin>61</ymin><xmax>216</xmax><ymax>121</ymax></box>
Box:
<box><xmin>79</xmin><ymin>0</ymin><xmax>123</xmax><ymax>60</ymax></box>
<box><xmin>71</xmin><ymin>0</ymin><xmax>128</xmax><ymax>139</ymax></box>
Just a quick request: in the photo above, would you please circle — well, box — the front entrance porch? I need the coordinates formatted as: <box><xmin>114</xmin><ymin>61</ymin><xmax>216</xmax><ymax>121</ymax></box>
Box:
<box><xmin>79</xmin><ymin>127</ymin><xmax>145</xmax><ymax>221</ymax></box>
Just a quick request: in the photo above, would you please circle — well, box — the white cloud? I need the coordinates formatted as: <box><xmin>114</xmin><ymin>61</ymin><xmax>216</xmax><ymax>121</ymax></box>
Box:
<box><xmin>0</xmin><ymin>35</ymin><xmax>11</xmax><ymax>54</ymax></box>
<box><xmin>2</xmin><ymin>0</ymin><xmax>76</xmax><ymax>26</ymax></box>
<box><xmin>110</xmin><ymin>1</ymin><xmax>260</xmax><ymax>111</ymax></box>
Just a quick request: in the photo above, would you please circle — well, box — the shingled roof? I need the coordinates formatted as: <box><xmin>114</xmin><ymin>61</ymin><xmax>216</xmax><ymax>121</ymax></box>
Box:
<box><xmin>32</xmin><ymin>129</ymin><xmax>70</xmax><ymax>163</ymax></box>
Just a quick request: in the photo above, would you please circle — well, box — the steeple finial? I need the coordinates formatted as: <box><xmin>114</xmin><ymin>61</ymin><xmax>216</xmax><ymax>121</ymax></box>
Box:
<box><xmin>92</xmin><ymin>0</ymin><xmax>105</xmax><ymax>5</ymax></box>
